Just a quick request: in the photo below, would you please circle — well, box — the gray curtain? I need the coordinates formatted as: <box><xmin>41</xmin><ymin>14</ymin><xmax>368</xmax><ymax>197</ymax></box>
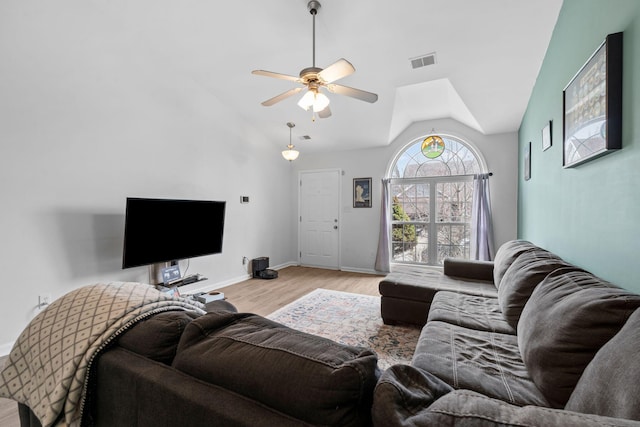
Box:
<box><xmin>375</xmin><ymin>179</ymin><xmax>391</xmax><ymax>272</ymax></box>
<box><xmin>471</xmin><ymin>173</ymin><xmax>495</xmax><ymax>261</ymax></box>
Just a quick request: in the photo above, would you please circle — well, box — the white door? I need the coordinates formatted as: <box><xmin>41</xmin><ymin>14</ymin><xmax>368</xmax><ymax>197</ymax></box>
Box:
<box><xmin>299</xmin><ymin>170</ymin><xmax>340</xmax><ymax>269</ymax></box>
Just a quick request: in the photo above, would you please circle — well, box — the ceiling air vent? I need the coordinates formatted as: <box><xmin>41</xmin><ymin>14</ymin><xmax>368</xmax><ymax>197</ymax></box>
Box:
<box><xmin>410</xmin><ymin>53</ymin><xmax>437</xmax><ymax>69</ymax></box>
<box><xmin>299</xmin><ymin>135</ymin><xmax>312</xmax><ymax>140</ymax></box>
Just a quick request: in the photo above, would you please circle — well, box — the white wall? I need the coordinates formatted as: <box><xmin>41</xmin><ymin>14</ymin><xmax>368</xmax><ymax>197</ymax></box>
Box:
<box><xmin>292</xmin><ymin>118</ymin><xmax>519</xmax><ymax>273</ymax></box>
<box><xmin>0</xmin><ymin>5</ymin><xmax>295</xmax><ymax>352</ymax></box>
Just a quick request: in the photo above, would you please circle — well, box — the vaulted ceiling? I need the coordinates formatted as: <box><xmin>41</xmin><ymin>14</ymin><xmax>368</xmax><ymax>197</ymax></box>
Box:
<box><xmin>39</xmin><ymin>0</ymin><xmax>564</xmax><ymax>152</ymax></box>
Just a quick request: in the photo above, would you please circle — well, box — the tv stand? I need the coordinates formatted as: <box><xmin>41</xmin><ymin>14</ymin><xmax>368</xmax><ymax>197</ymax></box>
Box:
<box><xmin>155</xmin><ymin>274</ymin><xmax>210</xmax><ymax>298</ymax></box>
<box><xmin>173</xmin><ymin>274</ymin><xmax>207</xmax><ymax>287</ymax></box>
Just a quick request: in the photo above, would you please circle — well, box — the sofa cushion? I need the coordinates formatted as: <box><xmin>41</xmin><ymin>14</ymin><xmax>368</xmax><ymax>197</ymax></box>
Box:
<box><xmin>379</xmin><ymin>266</ymin><xmax>497</xmax><ymax>303</ymax></box>
<box><xmin>172</xmin><ymin>311</ymin><xmax>380</xmax><ymax>426</ymax></box>
<box><xmin>565</xmin><ymin>308</ymin><xmax>640</xmax><ymax>420</ymax></box>
<box><xmin>379</xmin><ymin>267</ymin><xmax>497</xmax><ymax>326</ymax></box>
<box><xmin>518</xmin><ymin>268</ymin><xmax>640</xmax><ymax>408</ymax></box>
<box><xmin>372</xmin><ymin>364</ymin><xmax>453</xmax><ymax>425</ymax></box>
<box><xmin>443</xmin><ymin>258</ymin><xmax>494</xmax><ymax>282</ymax></box>
<box><xmin>492</xmin><ymin>240</ymin><xmax>537</xmax><ymax>289</ymax></box>
<box><xmin>498</xmin><ymin>249</ymin><xmax>576</xmax><ymax>329</ymax></box>
<box><xmin>427</xmin><ymin>291</ymin><xmax>514</xmax><ymax>334</ymax></box>
<box><xmin>412</xmin><ymin>321</ymin><xmax>548</xmax><ymax>407</ymax></box>
<box><xmin>117</xmin><ymin>310</ymin><xmax>200</xmax><ymax>364</ymax></box>
<box><xmin>373</xmin><ymin>366</ymin><xmax>635</xmax><ymax>427</ymax></box>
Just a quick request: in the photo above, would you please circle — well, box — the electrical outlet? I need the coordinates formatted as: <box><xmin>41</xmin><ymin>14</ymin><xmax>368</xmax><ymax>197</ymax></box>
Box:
<box><xmin>38</xmin><ymin>294</ymin><xmax>51</xmax><ymax>308</ymax></box>
<box><xmin>242</xmin><ymin>256</ymin><xmax>248</xmax><ymax>265</ymax></box>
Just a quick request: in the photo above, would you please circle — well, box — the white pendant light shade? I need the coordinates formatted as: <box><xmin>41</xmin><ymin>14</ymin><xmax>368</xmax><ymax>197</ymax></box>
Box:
<box><xmin>282</xmin><ymin>145</ymin><xmax>300</xmax><ymax>161</ymax></box>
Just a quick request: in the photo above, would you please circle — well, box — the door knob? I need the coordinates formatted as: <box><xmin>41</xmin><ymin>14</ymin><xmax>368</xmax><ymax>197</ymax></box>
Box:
<box><xmin>333</xmin><ymin>225</ymin><xmax>338</xmax><ymax>230</ymax></box>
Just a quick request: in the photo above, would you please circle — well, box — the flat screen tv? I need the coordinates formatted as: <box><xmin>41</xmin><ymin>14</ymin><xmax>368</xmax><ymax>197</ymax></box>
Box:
<box><xmin>122</xmin><ymin>197</ymin><xmax>226</xmax><ymax>269</ymax></box>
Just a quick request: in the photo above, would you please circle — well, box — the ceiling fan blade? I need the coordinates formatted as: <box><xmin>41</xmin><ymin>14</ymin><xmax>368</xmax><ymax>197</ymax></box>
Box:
<box><xmin>261</xmin><ymin>87</ymin><xmax>303</xmax><ymax>106</ymax></box>
<box><xmin>317</xmin><ymin>58</ymin><xmax>355</xmax><ymax>83</ymax></box>
<box><xmin>252</xmin><ymin>70</ymin><xmax>301</xmax><ymax>83</ymax></box>
<box><xmin>318</xmin><ymin>106</ymin><xmax>332</xmax><ymax>119</ymax></box>
<box><xmin>327</xmin><ymin>83</ymin><xmax>378</xmax><ymax>103</ymax></box>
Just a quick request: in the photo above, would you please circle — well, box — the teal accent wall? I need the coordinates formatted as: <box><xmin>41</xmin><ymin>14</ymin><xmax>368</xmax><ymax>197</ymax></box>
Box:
<box><xmin>518</xmin><ymin>0</ymin><xmax>640</xmax><ymax>292</ymax></box>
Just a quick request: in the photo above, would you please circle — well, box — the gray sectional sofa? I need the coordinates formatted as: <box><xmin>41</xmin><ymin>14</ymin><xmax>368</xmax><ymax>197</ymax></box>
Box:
<box><xmin>374</xmin><ymin>240</ymin><xmax>640</xmax><ymax>426</ymax></box>
<box><xmin>14</xmin><ymin>240</ymin><xmax>640</xmax><ymax>426</ymax></box>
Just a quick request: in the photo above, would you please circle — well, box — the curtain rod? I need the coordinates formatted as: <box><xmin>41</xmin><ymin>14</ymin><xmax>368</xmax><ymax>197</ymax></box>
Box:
<box><xmin>388</xmin><ymin>172</ymin><xmax>493</xmax><ymax>181</ymax></box>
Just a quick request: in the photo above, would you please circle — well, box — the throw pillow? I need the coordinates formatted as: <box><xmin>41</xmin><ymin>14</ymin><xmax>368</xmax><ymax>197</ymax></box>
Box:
<box><xmin>492</xmin><ymin>240</ymin><xmax>537</xmax><ymax>289</ymax></box>
<box><xmin>565</xmin><ymin>308</ymin><xmax>640</xmax><ymax>420</ymax></box>
<box><xmin>517</xmin><ymin>268</ymin><xmax>640</xmax><ymax>408</ymax></box>
<box><xmin>117</xmin><ymin>310</ymin><xmax>200</xmax><ymax>365</ymax></box>
<box><xmin>498</xmin><ymin>249</ymin><xmax>576</xmax><ymax>329</ymax></box>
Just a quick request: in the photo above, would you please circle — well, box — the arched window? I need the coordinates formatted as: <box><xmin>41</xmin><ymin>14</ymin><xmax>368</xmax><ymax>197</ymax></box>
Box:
<box><xmin>388</xmin><ymin>134</ymin><xmax>485</xmax><ymax>266</ymax></box>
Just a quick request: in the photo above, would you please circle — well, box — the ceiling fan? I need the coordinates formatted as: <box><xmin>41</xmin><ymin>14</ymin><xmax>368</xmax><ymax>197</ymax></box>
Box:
<box><xmin>252</xmin><ymin>0</ymin><xmax>378</xmax><ymax>119</ymax></box>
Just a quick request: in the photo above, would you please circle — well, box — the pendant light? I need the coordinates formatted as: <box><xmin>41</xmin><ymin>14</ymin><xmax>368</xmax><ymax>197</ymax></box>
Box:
<box><xmin>282</xmin><ymin>122</ymin><xmax>299</xmax><ymax>161</ymax></box>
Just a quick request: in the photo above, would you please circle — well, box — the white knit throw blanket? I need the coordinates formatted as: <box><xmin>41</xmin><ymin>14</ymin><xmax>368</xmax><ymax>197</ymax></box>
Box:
<box><xmin>0</xmin><ymin>282</ymin><xmax>205</xmax><ymax>427</ymax></box>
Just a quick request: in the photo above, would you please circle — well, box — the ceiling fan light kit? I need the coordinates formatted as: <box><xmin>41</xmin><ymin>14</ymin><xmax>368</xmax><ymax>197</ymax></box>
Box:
<box><xmin>297</xmin><ymin>88</ymin><xmax>330</xmax><ymax>112</ymax></box>
<box><xmin>252</xmin><ymin>0</ymin><xmax>377</xmax><ymax>120</ymax></box>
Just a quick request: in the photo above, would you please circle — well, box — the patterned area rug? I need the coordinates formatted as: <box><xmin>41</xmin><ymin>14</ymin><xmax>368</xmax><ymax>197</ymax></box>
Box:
<box><xmin>267</xmin><ymin>289</ymin><xmax>421</xmax><ymax>370</ymax></box>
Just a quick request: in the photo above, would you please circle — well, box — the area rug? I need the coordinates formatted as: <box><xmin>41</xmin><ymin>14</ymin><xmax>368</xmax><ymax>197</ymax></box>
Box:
<box><xmin>267</xmin><ymin>289</ymin><xmax>421</xmax><ymax>370</ymax></box>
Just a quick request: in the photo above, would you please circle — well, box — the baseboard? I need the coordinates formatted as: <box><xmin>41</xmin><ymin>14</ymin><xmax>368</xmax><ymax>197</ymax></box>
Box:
<box><xmin>0</xmin><ymin>341</ymin><xmax>14</xmax><ymax>358</ymax></box>
<box><xmin>291</xmin><ymin>264</ymin><xmax>380</xmax><ymax>275</ymax></box>
<box><xmin>208</xmin><ymin>273</ymin><xmax>253</xmax><ymax>290</ymax></box>
<box><xmin>204</xmin><ymin>262</ymin><xmax>297</xmax><ymax>289</ymax></box>
<box><xmin>340</xmin><ymin>266</ymin><xmax>381</xmax><ymax>275</ymax></box>
<box><xmin>179</xmin><ymin>272</ymin><xmax>252</xmax><ymax>295</ymax></box>
<box><xmin>272</xmin><ymin>261</ymin><xmax>298</xmax><ymax>270</ymax></box>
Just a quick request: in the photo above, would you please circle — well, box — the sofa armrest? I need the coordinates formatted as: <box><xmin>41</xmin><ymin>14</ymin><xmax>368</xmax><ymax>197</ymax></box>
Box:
<box><xmin>173</xmin><ymin>311</ymin><xmax>380</xmax><ymax>426</ymax></box>
<box><xmin>443</xmin><ymin>258</ymin><xmax>494</xmax><ymax>283</ymax></box>
<box><xmin>93</xmin><ymin>347</ymin><xmax>308</xmax><ymax>427</ymax></box>
<box><xmin>373</xmin><ymin>365</ymin><xmax>639</xmax><ymax>427</ymax></box>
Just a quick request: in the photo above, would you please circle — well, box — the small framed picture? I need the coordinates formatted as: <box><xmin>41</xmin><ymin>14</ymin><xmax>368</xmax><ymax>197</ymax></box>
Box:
<box><xmin>542</xmin><ymin>121</ymin><xmax>552</xmax><ymax>151</ymax></box>
<box><xmin>524</xmin><ymin>142</ymin><xmax>531</xmax><ymax>181</ymax></box>
<box><xmin>353</xmin><ymin>178</ymin><xmax>372</xmax><ymax>208</ymax></box>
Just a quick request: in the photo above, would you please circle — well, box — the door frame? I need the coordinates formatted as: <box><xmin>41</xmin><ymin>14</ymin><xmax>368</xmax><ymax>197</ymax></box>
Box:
<box><xmin>297</xmin><ymin>168</ymin><xmax>342</xmax><ymax>269</ymax></box>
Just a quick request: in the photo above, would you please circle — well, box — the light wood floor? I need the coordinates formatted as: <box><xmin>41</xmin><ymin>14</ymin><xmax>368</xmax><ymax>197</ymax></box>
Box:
<box><xmin>217</xmin><ymin>265</ymin><xmax>383</xmax><ymax>315</ymax></box>
<box><xmin>0</xmin><ymin>266</ymin><xmax>384</xmax><ymax>426</ymax></box>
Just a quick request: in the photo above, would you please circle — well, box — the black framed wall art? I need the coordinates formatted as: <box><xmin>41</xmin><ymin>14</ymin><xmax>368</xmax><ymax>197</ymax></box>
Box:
<box><xmin>524</xmin><ymin>142</ymin><xmax>531</xmax><ymax>181</ymax></box>
<box><xmin>563</xmin><ymin>32</ymin><xmax>623</xmax><ymax>167</ymax></box>
<box><xmin>542</xmin><ymin>121</ymin><xmax>552</xmax><ymax>151</ymax></box>
<box><xmin>353</xmin><ymin>178</ymin><xmax>372</xmax><ymax>208</ymax></box>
